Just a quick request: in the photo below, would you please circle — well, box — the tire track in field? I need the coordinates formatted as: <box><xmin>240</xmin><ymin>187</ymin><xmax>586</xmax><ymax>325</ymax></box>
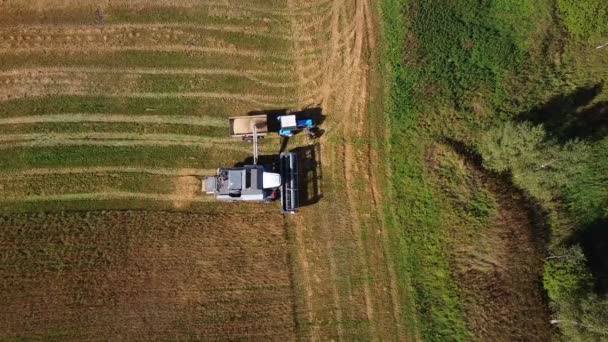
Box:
<box><xmin>334</xmin><ymin>0</ymin><xmax>404</xmax><ymax>340</ymax></box>
<box><xmin>0</xmin><ymin>114</ymin><xmax>228</xmax><ymax>127</ymax></box>
<box><xmin>0</xmin><ymin>67</ymin><xmax>300</xmax><ymax>89</ymax></box>
<box><xmin>204</xmin><ymin>1</ymin><xmax>332</xmax><ymax>16</ymax></box>
<box><xmin>0</xmin><ymin>167</ymin><xmax>215</xmax><ymax>178</ymax></box>
<box><xmin>288</xmin><ymin>0</ymin><xmax>404</xmax><ymax>340</ymax></box>
<box><xmin>333</xmin><ymin>0</ymin><xmax>379</xmax><ymax>339</ymax></box>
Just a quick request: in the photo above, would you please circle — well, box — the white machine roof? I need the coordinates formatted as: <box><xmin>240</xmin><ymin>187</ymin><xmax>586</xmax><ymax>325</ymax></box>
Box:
<box><xmin>280</xmin><ymin>115</ymin><xmax>297</xmax><ymax>129</ymax></box>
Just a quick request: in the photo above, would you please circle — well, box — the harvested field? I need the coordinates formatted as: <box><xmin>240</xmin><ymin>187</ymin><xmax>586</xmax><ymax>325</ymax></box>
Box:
<box><xmin>0</xmin><ymin>0</ymin><xmax>396</xmax><ymax>340</ymax></box>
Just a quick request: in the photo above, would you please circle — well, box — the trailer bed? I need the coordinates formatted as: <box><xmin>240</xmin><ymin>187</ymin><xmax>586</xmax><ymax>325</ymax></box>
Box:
<box><xmin>229</xmin><ymin>115</ymin><xmax>268</xmax><ymax>137</ymax></box>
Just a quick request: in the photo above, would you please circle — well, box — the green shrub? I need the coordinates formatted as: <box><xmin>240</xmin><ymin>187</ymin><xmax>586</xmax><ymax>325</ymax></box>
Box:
<box><xmin>477</xmin><ymin>121</ymin><xmax>591</xmax><ymax>203</ymax></box>
<box><xmin>557</xmin><ymin>0</ymin><xmax>608</xmax><ymax>38</ymax></box>
<box><xmin>564</xmin><ymin>137</ymin><xmax>608</xmax><ymax>224</ymax></box>
<box><xmin>543</xmin><ymin>245</ymin><xmax>593</xmax><ymax>302</ymax></box>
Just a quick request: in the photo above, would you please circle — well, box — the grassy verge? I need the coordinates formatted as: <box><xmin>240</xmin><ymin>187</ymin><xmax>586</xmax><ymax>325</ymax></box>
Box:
<box><xmin>380</xmin><ymin>0</ymin><xmax>469</xmax><ymax>339</ymax></box>
<box><xmin>380</xmin><ymin>0</ymin><xmax>561</xmax><ymax>340</ymax></box>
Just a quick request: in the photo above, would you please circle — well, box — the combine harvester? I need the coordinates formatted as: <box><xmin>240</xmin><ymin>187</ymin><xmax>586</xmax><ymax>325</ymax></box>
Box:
<box><xmin>203</xmin><ymin>114</ymin><xmax>301</xmax><ymax>213</ymax></box>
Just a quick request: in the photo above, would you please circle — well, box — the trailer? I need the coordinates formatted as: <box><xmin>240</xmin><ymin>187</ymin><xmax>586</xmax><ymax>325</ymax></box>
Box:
<box><xmin>228</xmin><ymin>114</ymin><xmax>268</xmax><ymax>138</ymax></box>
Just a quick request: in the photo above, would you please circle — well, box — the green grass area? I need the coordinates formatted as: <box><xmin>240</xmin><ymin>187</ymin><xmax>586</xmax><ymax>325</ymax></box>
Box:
<box><xmin>382</xmin><ymin>0</ymin><xmax>608</xmax><ymax>340</ymax></box>
<box><xmin>381</xmin><ymin>2</ymin><xmax>467</xmax><ymax>339</ymax></box>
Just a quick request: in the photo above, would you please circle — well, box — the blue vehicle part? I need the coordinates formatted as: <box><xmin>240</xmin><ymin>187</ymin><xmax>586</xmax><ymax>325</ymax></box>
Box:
<box><xmin>279</xmin><ymin>129</ymin><xmax>294</xmax><ymax>137</ymax></box>
<box><xmin>296</xmin><ymin>119</ymin><xmax>314</xmax><ymax>128</ymax></box>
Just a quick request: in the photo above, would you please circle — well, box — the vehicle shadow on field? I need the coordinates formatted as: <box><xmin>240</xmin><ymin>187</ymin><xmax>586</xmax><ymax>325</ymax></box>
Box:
<box><xmin>518</xmin><ymin>82</ymin><xmax>608</xmax><ymax>142</ymax></box>
<box><xmin>291</xmin><ymin>143</ymin><xmax>323</xmax><ymax>207</ymax></box>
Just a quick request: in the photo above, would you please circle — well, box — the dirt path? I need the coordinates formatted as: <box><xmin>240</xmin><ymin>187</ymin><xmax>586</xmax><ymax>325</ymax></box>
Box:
<box><xmin>285</xmin><ymin>0</ymin><xmax>403</xmax><ymax>340</ymax></box>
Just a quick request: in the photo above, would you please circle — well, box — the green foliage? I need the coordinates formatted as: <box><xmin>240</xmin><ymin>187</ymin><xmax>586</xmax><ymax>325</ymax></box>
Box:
<box><xmin>543</xmin><ymin>245</ymin><xmax>593</xmax><ymax>302</ymax></box>
<box><xmin>557</xmin><ymin>0</ymin><xmax>608</xmax><ymax>38</ymax></box>
<box><xmin>478</xmin><ymin>121</ymin><xmax>546</xmax><ymax>173</ymax></box>
<box><xmin>552</xmin><ymin>294</ymin><xmax>608</xmax><ymax>341</ymax></box>
<box><xmin>544</xmin><ymin>248</ymin><xmax>608</xmax><ymax>341</ymax></box>
<box><xmin>579</xmin><ymin>295</ymin><xmax>608</xmax><ymax>337</ymax></box>
<box><xmin>382</xmin><ymin>0</ymin><xmax>554</xmax><ymax>339</ymax></box>
<box><xmin>383</xmin><ymin>0</ymin><xmax>608</xmax><ymax>339</ymax></box>
<box><xmin>477</xmin><ymin>121</ymin><xmax>591</xmax><ymax>202</ymax></box>
<box><xmin>468</xmin><ymin>191</ymin><xmax>496</xmax><ymax>221</ymax></box>
<box><xmin>382</xmin><ymin>0</ymin><xmax>475</xmax><ymax>340</ymax></box>
<box><xmin>409</xmin><ymin>0</ymin><xmax>546</xmax><ymax>107</ymax></box>
<box><xmin>564</xmin><ymin>138</ymin><xmax>608</xmax><ymax>224</ymax></box>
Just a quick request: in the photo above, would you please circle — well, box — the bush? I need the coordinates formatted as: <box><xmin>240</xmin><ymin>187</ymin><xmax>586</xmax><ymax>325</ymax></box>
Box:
<box><xmin>557</xmin><ymin>0</ymin><xmax>608</xmax><ymax>38</ymax></box>
<box><xmin>543</xmin><ymin>245</ymin><xmax>593</xmax><ymax>302</ymax></box>
<box><xmin>477</xmin><ymin>121</ymin><xmax>545</xmax><ymax>173</ymax></box>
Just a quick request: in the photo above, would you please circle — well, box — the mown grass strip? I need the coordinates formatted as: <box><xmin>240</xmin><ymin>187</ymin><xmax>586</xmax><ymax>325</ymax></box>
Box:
<box><xmin>0</xmin><ymin>45</ymin><xmax>318</xmax><ymax>62</ymax></box>
<box><xmin>0</xmin><ymin>122</ymin><xmax>227</xmax><ymax>138</ymax></box>
<box><xmin>0</xmin><ymin>167</ymin><xmax>214</xmax><ymax>177</ymax></box>
<box><xmin>0</xmin><ymin>4</ymin><xmax>290</xmax><ymax>28</ymax></box>
<box><xmin>0</xmin><ymin>132</ymin><xmax>232</xmax><ymax>144</ymax></box>
<box><xmin>0</xmin><ymin>114</ymin><xmax>228</xmax><ymax>127</ymax></box>
<box><xmin>1</xmin><ymin>23</ymin><xmax>296</xmax><ymax>40</ymax></box>
<box><xmin>0</xmin><ymin>92</ymin><xmax>295</xmax><ymax>109</ymax></box>
<box><xmin>0</xmin><ymin>145</ymin><xmax>250</xmax><ymax>171</ymax></box>
<box><xmin>0</xmin><ymin>25</ymin><xmax>294</xmax><ymax>53</ymax></box>
<box><xmin>0</xmin><ymin>192</ymin><xmax>214</xmax><ymax>203</ymax></box>
<box><xmin>0</xmin><ymin>96</ymin><xmax>238</xmax><ymax>118</ymax></box>
<box><xmin>0</xmin><ymin>171</ymin><xmax>208</xmax><ymax>196</ymax></box>
<box><xmin>0</xmin><ymin>67</ymin><xmax>296</xmax><ymax>87</ymax></box>
<box><xmin>0</xmin><ymin>50</ymin><xmax>295</xmax><ymax>72</ymax></box>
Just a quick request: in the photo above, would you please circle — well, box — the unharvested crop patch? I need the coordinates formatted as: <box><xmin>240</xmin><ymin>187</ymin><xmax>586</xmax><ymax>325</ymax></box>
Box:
<box><xmin>0</xmin><ymin>210</ymin><xmax>295</xmax><ymax>340</ymax></box>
